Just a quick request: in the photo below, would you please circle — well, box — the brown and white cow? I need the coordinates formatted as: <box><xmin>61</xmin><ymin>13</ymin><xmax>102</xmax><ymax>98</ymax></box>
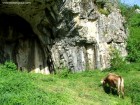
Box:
<box><xmin>101</xmin><ymin>73</ymin><xmax>124</xmax><ymax>98</ymax></box>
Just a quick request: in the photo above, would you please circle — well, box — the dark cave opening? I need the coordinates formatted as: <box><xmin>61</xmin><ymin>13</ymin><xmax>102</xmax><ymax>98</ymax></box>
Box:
<box><xmin>0</xmin><ymin>13</ymin><xmax>35</xmax><ymax>40</ymax></box>
<box><xmin>0</xmin><ymin>13</ymin><xmax>52</xmax><ymax>74</ymax></box>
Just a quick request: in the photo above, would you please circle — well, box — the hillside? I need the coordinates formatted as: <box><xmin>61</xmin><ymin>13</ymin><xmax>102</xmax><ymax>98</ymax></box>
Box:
<box><xmin>0</xmin><ymin>62</ymin><xmax>140</xmax><ymax>105</ymax></box>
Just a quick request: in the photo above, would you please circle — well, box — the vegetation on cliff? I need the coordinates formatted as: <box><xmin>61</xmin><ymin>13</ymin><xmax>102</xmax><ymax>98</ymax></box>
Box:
<box><xmin>120</xmin><ymin>3</ymin><xmax>140</xmax><ymax>62</ymax></box>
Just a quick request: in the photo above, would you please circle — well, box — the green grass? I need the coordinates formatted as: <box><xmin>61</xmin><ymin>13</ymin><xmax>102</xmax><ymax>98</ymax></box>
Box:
<box><xmin>0</xmin><ymin>62</ymin><xmax>140</xmax><ymax>105</ymax></box>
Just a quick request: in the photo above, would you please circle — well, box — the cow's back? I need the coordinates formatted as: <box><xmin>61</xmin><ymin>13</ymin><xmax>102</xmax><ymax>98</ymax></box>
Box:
<box><xmin>105</xmin><ymin>73</ymin><xmax>120</xmax><ymax>88</ymax></box>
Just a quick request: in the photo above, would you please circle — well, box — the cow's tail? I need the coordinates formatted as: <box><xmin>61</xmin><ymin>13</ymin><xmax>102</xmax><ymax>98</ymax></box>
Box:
<box><xmin>120</xmin><ymin>76</ymin><xmax>124</xmax><ymax>98</ymax></box>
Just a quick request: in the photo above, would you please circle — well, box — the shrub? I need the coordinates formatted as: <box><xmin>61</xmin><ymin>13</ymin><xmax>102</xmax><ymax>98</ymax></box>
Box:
<box><xmin>119</xmin><ymin>4</ymin><xmax>140</xmax><ymax>63</ymax></box>
<box><xmin>110</xmin><ymin>49</ymin><xmax>126</xmax><ymax>70</ymax></box>
<box><xmin>99</xmin><ymin>8</ymin><xmax>110</xmax><ymax>16</ymax></box>
<box><xmin>3</xmin><ymin>61</ymin><xmax>17</xmax><ymax>71</ymax></box>
<box><xmin>126</xmin><ymin>38</ymin><xmax>140</xmax><ymax>62</ymax></box>
<box><xmin>56</xmin><ymin>67</ymin><xmax>71</xmax><ymax>78</ymax></box>
<box><xmin>95</xmin><ymin>0</ymin><xmax>111</xmax><ymax>16</ymax></box>
<box><xmin>125</xmin><ymin>76</ymin><xmax>140</xmax><ymax>105</ymax></box>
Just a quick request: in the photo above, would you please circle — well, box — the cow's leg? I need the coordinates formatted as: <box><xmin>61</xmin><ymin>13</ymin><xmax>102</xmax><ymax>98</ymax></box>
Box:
<box><xmin>121</xmin><ymin>78</ymin><xmax>124</xmax><ymax>98</ymax></box>
<box><xmin>117</xmin><ymin>78</ymin><xmax>121</xmax><ymax>98</ymax></box>
<box><xmin>121</xmin><ymin>88</ymin><xmax>124</xmax><ymax>98</ymax></box>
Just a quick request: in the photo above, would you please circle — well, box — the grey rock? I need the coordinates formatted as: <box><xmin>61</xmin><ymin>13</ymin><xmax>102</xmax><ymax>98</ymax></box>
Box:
<box><xmin>0</xmin><ymin>0</ymin><xmax>127</xmax><ymax>73</ymax></box>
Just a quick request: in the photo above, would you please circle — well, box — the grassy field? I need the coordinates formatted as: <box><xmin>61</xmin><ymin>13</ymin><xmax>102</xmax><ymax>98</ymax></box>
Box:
<box><xmin>0</xmin><ymin>62</ymin><xmax>140</xmax><ymax>105</ymax></box>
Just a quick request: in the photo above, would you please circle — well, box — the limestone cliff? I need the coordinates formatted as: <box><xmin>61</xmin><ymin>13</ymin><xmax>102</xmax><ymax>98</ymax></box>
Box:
<box><xmin>0</xmin><ymin>0</ymin><xmax>127</xmax><ymax>74</ymax></box>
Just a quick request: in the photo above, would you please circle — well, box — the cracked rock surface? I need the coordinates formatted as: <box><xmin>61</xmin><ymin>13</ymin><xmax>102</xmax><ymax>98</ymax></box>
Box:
<box><xmin>0</xmin><ymin>0</ymin><xmax>127</xmax><ymax>73</ymax></box>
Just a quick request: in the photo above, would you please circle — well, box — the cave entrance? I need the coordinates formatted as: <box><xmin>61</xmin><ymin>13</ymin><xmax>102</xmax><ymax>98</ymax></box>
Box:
<box><xmin>0</xmin><ymin>14</ymin><xmax>51</xmax><ymax>74</ymax></box>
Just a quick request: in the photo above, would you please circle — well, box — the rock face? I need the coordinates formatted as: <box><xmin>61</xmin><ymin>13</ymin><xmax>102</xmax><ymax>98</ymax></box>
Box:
<box><xmin>0</xmin><ymin>0</ymin><xmax>127</xmax><ymax>74</ymax></box>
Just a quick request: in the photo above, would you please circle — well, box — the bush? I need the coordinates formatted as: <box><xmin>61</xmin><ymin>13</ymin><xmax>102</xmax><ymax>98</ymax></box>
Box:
<box><xmin>126</xmin><ymin>24</ymin><xmax>140</xmax><ymax>62</ymax></box>
<box><xmin>95</xmin><ymin>0</ymin><xmax>111</xmax><ymax>16</ymax></box>
<box><xmin>4</xmin><ymin>61</ymin><xmax>17</xmax><ymax>71</ymax></box>
<box><xmin>126</xmin><ymin>38</ymin><xmax>140</xmax><ymax>62</ymax></box>
<box><xmin>125</xmin><ymin>75</ymin><xmax>140</xmax><ymax>105</ymax></box>
<box><xmin>110</xmin><ymin>49</ymin><xmax>126</xmax><ymax>70</ymax></box>
<box><xmin>99</xmin><ymin>8</ymin><xmax>110</xmax><ymax>16</ymax></box>
<box><xmin>56</xmin><ymin>67</ymin><xmax>71</xmax><ymax>78</ymax></box>
<box><xmin>119</xmin><ymin>4</ymin><xmax>140</xmax><ymax>63</ymax></box>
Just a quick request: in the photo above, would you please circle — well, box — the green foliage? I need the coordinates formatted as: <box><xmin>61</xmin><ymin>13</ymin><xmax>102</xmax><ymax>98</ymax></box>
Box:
<box><xmin>126</xmin><ymin>37</ymin><xmax>140</xmax><ymax>62</ymax></box>
<box><xmin>123</xmin><ymin>70</ymin><xmax>140</xmax><ymax>105</ymax></box>
<box><xmin>126</xmin><ymin>8</ymin><xmax>140</xmax><ymax>62</ymax></box>
<box><xmin>119</xmin><ymin>3</ymin><xmax>140</xmax><ymax>63</ymax></box>
<box><xmin>129</xmin><ymin>14</ymin><xmax>140</xmax><ymax>27</ymax></box>
<box><xmin>95</xmin><ymin>0</ymin><xmax>111</xmax><ymax>16</ymax></box>
<box><xmin>3</xmin><ymin>61</ymin><xmax>17</xmax><ymax>71</ymax></box>
<box><xmin>119</xmin><ymin>3</ymin><xmax>139</xmax><ymax>21</ymax></box>
<box><xmin>127</xmin><ymin>79</ymin><xmax>140</xmax><ymax>104</ymax></box>
<box><xmin>126</xmin><ymin>14</ymin><xmax>140</xmax><ymax>62</ymax></box>
<box><xmin>95</xmin><ymin>0</ymin><xmax>106</xmax><ymax>7</ymax></box>
<box><xmin>56</xmin><ymin>67</ymin><xmax>71</xmax><ymax>78</ymax></box>
<box><xmin>119</xmin><ymin>3</ymin><xmax>132</xmax><ymax>20</ymax></box>
<box><xmin>110</xmin><ymin>49</ymin><xmax>126</xmax><ymax>70</ymax></box>
<box><xmin>99</xmin><ymin>8</ymin><xmax>110</xmax><ymax>16</ymax></box>
<box><xmin>133</xmin><ymin>4</ymin><xmax>140</xmax><ymax>9</ymax></box>
<box><xmin>116</xmin><ymin>62</ymin><xmax>140</xmax><ymax>72</ymax></box>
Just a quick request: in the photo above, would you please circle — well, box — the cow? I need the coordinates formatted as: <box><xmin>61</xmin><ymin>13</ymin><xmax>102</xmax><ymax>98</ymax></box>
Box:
<box><xmin>101</xmin><ymin>73</ymin><xmax>124</xmax><ymax>98</ymax></box>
